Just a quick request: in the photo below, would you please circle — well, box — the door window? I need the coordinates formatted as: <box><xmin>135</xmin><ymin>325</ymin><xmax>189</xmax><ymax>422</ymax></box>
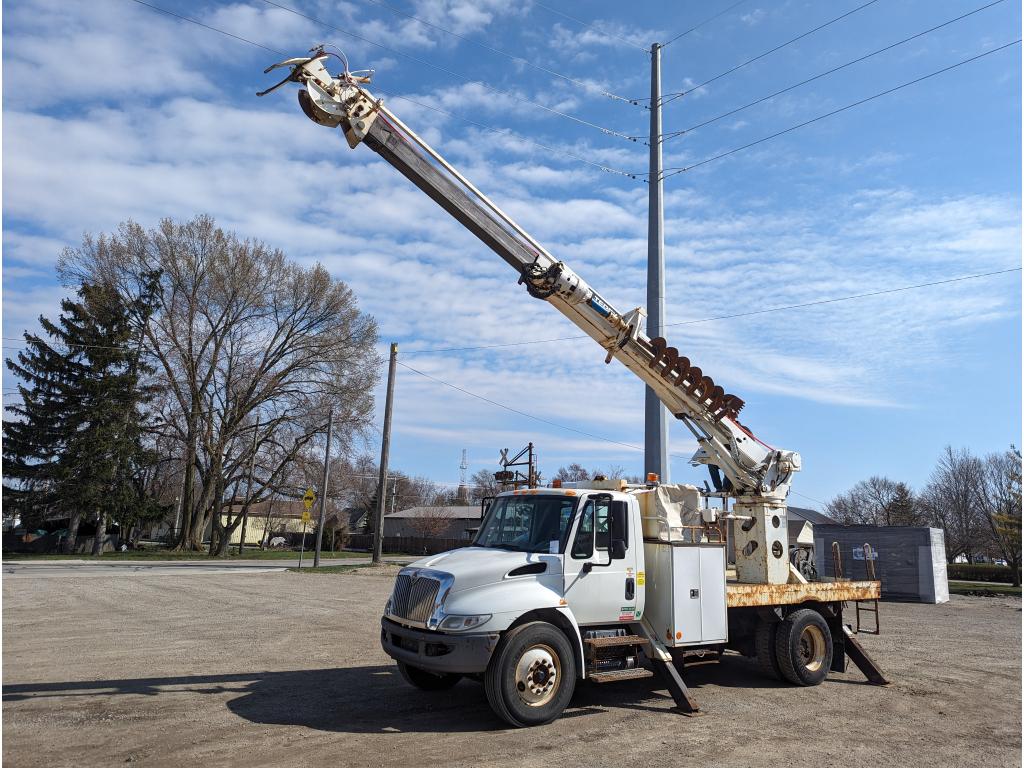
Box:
<box><xmin>571</xmin><ymin>497</ymin><xmax>629</xmax><ymax>558</ymax></box>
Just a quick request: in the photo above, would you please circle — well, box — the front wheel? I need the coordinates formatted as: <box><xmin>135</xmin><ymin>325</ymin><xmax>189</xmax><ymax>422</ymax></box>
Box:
<box><xmin>397</xmin><ymin>662</ymin><xmax>461</xmax><ymax>690</ymax></box>
<box><xmin>774</xmin><ymin>608</ymin><xmax>832</xmax><ymax>686</ymax></box>
<box><xmin>484</xmin><ymin>621</ymin><xmax>577</xmax><ymax>727</ymax></box>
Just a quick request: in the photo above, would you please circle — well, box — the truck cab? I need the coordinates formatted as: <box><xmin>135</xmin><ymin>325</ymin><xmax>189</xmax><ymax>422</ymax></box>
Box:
<box><xmin>381</xmin><ymin>485</ymin><xmax>727</xmax><ymax>726</ymax></box>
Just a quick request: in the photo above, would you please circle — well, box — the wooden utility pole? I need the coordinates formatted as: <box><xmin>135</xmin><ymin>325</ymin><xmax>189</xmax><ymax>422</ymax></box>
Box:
<box><xmin>238</xmin><ymin>417</ymin><xmax>259</xmax><ymax>556</ymax></box>
<box><xmin>373</xmin><ymin>343</ymin><xmax>398</xmax><ymax>564</ymax></box>
<box><xmin>313</xmin><ymin>408</ymin><xmax>333</xmax><ymax>567</ymax></box>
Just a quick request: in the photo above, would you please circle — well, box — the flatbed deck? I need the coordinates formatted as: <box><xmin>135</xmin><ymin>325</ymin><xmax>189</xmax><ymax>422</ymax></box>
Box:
<box><xmin>726</xmin><ymin>580</ymin><xmax>880</xmax><ymax>608</ymax></box>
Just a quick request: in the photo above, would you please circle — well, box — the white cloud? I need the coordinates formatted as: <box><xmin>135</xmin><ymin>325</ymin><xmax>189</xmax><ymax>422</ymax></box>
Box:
<box><xmin>740</xmin><ymin>9</ymin><xmax>767</xmax><ymax>26</ymax></box>
<box><xmin>547</xmin><ymin>21</ymin><xmax>661</xmax><ymax>53</ymax></box>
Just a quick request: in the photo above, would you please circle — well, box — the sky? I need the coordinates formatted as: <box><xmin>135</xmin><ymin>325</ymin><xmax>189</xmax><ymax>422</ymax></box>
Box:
<box><xmin>3</xmin><ymin>0</ymin><xmax>1021</xmax><ymax>510</ymax></box>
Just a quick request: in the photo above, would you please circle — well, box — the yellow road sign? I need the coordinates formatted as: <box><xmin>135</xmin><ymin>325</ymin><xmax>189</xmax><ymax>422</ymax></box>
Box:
<box><xmin>303</xmin><ymin>488</ymin><xmax>315</xmax><ymax>510</ymax></box>
<box><xmin>301</xmin><ymin>510</ymin><xmax>312</xmax><ymax>524</ymax></box>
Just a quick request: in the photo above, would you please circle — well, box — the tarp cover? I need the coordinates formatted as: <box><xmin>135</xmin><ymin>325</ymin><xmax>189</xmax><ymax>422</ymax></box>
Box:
<box><xmin>641</xmin><ymin>484</ymin><xmax>703</xmax><ymax>541</ymax></box>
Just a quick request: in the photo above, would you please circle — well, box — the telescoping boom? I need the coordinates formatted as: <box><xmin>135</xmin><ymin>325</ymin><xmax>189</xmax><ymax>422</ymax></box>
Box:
<box><xmin>260</xmin><ymin>50</ymin><xmax>802</xmax><ymax>582</ymax></box>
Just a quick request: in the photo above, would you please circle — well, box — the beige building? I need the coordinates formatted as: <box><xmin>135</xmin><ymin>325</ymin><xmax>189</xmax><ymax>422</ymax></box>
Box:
<box><xmin>219</xmin><ymin>499</ymin><xmax>344</xmax><ymax>547</ymax></box>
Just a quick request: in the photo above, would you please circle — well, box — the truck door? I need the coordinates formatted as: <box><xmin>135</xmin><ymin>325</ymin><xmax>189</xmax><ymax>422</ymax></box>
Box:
<box><xmin>562</xmin><ymin>495</ymin><xmax>640</xmax><ymax>626</ymax></box>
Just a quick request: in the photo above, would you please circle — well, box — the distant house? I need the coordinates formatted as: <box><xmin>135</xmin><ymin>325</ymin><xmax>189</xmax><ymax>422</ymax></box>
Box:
<box><xmin>383</xmin><ymin>505</ymin><xmax>483</xmax><ymax>540</ymax></box>
<box><xmin>219</xmin><ymin>499</ymin><xmax>343</xmax><ymax>547</ymax></box>
<box><xmin>347</xmin><ymin>507</ymin><xmax>369</xmax><ymax>534</ymax></box>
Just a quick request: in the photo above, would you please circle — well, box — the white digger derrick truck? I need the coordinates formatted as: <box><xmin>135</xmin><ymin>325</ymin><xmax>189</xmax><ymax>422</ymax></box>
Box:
<box><xmin>262</xmin><ymin>50</ymin><xmax>888</xmax><ymax>727</ymax></box>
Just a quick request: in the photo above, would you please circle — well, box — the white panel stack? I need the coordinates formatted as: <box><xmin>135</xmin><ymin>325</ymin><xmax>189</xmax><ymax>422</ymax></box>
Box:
<box><xmin>813</xmin><ymin>525</ymin><xmax>949</xmax><ymax>604</ymax></box>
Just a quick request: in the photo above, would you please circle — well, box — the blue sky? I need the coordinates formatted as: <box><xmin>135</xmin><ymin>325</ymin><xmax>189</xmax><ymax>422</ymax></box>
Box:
<box><xmin>3</xmin><ymin>0</ymin><xmax>1021</xmax><ymax>509</ymax></box>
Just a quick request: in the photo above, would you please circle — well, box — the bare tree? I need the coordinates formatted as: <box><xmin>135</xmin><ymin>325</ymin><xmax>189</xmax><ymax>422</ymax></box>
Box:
<box><xmin>556</xmin><ymin>464</ymin><xmax>591</xmax><ymax>482</ymax></box>
<box><xmin>826</xmin><ymin>477</ymin><xmax>921</xmax><ymax>526</ymax></box>
<box><xmin>404</xmin><ymin>507</ymin><xmax>456</xmax><ymax>539</ymax></box>
<box><xmin>469</xmin><ymin>468</ymin><xmax>499</xmax><ymax>502</ymax></box>
<box><xmin>979</xmin><ymin>446</ymin><xmax>1022</xmax><ymax>584</ymax></box>
<box><xmin>59</xmin><ymin>216</ymin><xmax>379</xmax><ymax>553</ymax></box>
<box><xmin>919</xmin><ymin>446</ymin><xmax>988</xmax><ymax>563</ymax></box>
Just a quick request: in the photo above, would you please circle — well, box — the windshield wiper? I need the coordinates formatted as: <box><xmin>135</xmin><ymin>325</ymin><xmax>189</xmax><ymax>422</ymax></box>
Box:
<box><xmin>478</xmin><ymin>542</ymin><xmax>517</xmax><ymax>551</ymax></box>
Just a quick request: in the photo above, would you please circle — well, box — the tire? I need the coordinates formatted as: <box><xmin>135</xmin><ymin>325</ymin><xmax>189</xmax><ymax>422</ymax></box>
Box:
<box><xmin>754</xmin><ymin>620</ymin><xmax>782</xmax><ymax>680</ymax></box>
<box><xmin>774</xmin><ymin>608</ymin><xmax>832</xmax><ymax>686</ymax></box>
<box><xmin>397</xmin><ymin>662</ymin><xmax>461</xmax><ymax>690</ymax></box>
<box><xmin>484</xmin><ymin>621</ymin><xmax>577</xmax><ymax>728</ymax></box>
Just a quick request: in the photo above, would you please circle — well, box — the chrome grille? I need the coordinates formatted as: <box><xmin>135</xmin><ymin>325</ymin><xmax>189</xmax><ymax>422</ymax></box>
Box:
<box><xmin>407</xmin><ymin>578</ymin><xmax>440</xmax><ymax>622</ymax></box>
<box><xmin>390</xmin><ymin>572</ymin><xmax>441</xmax><ymax>624</ymax></box>
<box><xmin>392</xmin><ymin>574</ymin><xmax>413</xmax><ymax>616</ymax></box>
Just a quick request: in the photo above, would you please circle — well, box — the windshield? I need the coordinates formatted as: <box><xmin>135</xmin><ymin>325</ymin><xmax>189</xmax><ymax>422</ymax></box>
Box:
<box><xmin>473</xmin><ymin>495</ymin><xmax>577</xmax><ymax>553</ymax></box>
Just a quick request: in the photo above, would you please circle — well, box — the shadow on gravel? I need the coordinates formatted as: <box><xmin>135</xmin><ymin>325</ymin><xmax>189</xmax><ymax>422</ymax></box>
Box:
<box><xmin>3</xmin><ymin>654</ymin><xmax>805</xmax><ymax>733</ymax></box>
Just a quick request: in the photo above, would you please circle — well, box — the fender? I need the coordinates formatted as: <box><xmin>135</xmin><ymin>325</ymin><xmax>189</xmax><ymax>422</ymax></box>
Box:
<box><xmin>446</xmin><ymin>578</ymin><xmax>587</xmax><ymax>679</ymax></box>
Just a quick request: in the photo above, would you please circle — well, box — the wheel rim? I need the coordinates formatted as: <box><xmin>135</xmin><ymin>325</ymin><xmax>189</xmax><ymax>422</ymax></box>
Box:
<box><xmin>798</xmin><ymin>624</ymin><xmax>827</xmax><ymax>672</ymax></box>
<box><xmin>514</xmin><ymin>643</ymin><xmax>561</xmax><ymax>707</ymax></box>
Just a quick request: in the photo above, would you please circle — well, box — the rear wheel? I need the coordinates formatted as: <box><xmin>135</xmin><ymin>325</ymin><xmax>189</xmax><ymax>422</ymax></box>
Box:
<box><xmin>484</xmin><ymin>621</ymin><xmax>576</xmax><ymax>727</ymax></box>
<box><xmin>774</xmin><ymin>608</ymin><xmax>832</xmax><ymax>686</ymax></box>
<box><xmin>397</xmin><ymin>662</ymin><xmax>461</xmax><ymax>690</ymax></box>
<box><xmin>754</xmin><ymin>620</ymin><xmax>782</xmax><ymax>680</ymax></box>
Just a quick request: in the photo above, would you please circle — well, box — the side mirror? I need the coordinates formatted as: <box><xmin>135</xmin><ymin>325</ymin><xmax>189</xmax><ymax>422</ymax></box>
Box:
<box><xmin>610</xmin><ymin>539</ymin><xmax>626</xmax><ymax>560</ymax></box>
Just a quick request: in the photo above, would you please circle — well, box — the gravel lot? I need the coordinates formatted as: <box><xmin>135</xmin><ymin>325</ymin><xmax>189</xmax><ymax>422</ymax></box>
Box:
<box><xmin>3</xmin><ymin>566</ymin><xmax>1021</xmax><ymax>768</ymax></box>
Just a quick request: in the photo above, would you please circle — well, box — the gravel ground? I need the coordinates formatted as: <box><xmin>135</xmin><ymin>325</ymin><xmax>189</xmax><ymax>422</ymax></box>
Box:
<box><xmin>3</xmin><ymin>566</ymin><xmax>1020</xmax><ymax>768</ymax></box>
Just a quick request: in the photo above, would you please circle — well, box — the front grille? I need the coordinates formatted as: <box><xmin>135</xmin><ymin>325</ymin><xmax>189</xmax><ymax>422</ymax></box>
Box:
<box><xmin>390</xmin><ymin>573</ymin><xmax>441</xmax><ymax>624</ymax></box>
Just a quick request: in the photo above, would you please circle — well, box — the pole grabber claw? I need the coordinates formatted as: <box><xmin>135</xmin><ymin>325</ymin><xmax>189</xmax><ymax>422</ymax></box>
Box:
<box><xmin>258</xmin><ymin>47</ymin><xmax>381</xmax><ymax>148</ymax></box>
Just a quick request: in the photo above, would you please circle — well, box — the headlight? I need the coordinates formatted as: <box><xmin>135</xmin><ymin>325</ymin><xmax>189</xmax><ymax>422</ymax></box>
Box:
<box><xmin>439</xmin><ymin>614</ymin><xmax>492</xmax><ymax>632</ymax></box>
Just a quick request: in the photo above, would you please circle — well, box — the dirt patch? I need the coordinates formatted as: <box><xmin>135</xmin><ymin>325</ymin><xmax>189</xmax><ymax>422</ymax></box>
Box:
<box><xmin>3</xmin><ymin>570</ymin><xmax>1020</xmax><ymax>767</ymax></box>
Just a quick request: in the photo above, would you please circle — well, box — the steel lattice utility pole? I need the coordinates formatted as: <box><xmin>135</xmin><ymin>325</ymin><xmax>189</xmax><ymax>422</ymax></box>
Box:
<box><xmin>373</xmin><ymin>343</ymin><xmax>398</xmax><ymax>564</ymax></box>
<box><xmin>313</xmin><ymin>407</ymin><xmax>333</xmax><ymax>567</ymax></box>
<box><xmin>645</xmin><ymin>42</ymin><xmax>670</xmax><ymax>483</ymax></box>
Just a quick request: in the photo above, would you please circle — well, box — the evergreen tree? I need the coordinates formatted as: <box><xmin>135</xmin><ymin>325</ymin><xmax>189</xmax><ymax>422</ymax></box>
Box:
<box><xmin>888</xmin><ymin>482</ymin><xmax>921</xmax><ymax>526</ymax></box>
<box><xmin>3</xmin><ymin>276</ymin><xmax>162</xmax><ymax>553</ymax></box>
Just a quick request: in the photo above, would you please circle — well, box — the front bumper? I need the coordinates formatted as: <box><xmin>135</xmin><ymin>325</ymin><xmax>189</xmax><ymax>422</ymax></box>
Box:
<box><xmin>380</xmin><ymin>617</ymin><xmax>500</xmax><ymax>675</ymax></box>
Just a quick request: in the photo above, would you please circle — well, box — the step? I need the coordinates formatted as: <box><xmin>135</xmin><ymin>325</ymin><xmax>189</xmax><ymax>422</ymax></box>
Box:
<box><xmin>588</xmin><ymin>667</ymin><xmax>655</xmax><ymax>684</ymax></box>
<box><xmin>583</xmin><ymin>634</ymin><xmax>650</xmax><ymax>649</ymax></box>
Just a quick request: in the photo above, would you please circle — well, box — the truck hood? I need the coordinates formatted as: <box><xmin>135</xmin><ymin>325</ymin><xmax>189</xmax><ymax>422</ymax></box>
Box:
<box><xmin>410</xmin><ymin>547</ymin><xmax>559</xmax><ymax>594</ymax></box>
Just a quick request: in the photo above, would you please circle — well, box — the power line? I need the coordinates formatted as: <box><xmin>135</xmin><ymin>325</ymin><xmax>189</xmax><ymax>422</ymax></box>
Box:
<box><xmin>531</xmin><ymin>2</ymin><xmax>649</xmax><ymax>53</ymax></box>
<box><xmin>400</xmin><ymin>267</ymin><xmax>1022</xmax><ymax>354</ymax></box>
<box><xmin>662</xmin><ymin>0</ymin><xmax>1010</xmax><ymax>141</ymax></box>
<box><xmin>353</xmin><ymin>0</ymin><xmax>638</xmax><ymax>106</ymax></box>
<box><xmin>126</xmin><ymin>0</ymin><xmax>641</xmax><ymax>180</ymax></box>
<box><xmin>4</xmin><ymin>268</ymin><xmax>1018</xmax><ymax>357</ymax></box>
<box><xmin>258</xmin><ymin>0</ymin><xmax>644</xmax><ymax>144</ymax></box>
<box><xmin>791</xmin><ymin>490</ymin><xmax>828</xmax><ymax>508</ymax></box>
<box><xmin>661</xmin><ymin>0</ymin><xmax>881</xmax><ymax>105</ymax></box>
<box><xmin>661</xmin><ymin>40</ymin><xmax>1021</xmax><ymax>179</ymax></box>
<box><xmin>396</xmin><ymin>363</ymin><xmax>763</xmax><ymax>466</ymax></box>
<box><xmin>126</xmin><ymin>0</ymin><xmax>285</xmax><ymax>54</ymax></box>
<box><xmin>377</xmin><ymin>91</ymin><xmax>647</xmax><ymax>180</ymax></box>
<box><xmin>662</xmin><ymin>0</ymin><xmax>750</xmax><ymax>48</ymax></box>
<box><xmin>397</xmin><ymin>360</ymin><xmax>652</xmax><ymax>454</ymax></box>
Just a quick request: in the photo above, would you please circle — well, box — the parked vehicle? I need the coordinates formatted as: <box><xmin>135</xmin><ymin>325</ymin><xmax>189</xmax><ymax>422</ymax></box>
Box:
<box><xmin>266</xmin><ymin>49</ymin><xmax>887</xmax><ymax>727</ymax></box>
